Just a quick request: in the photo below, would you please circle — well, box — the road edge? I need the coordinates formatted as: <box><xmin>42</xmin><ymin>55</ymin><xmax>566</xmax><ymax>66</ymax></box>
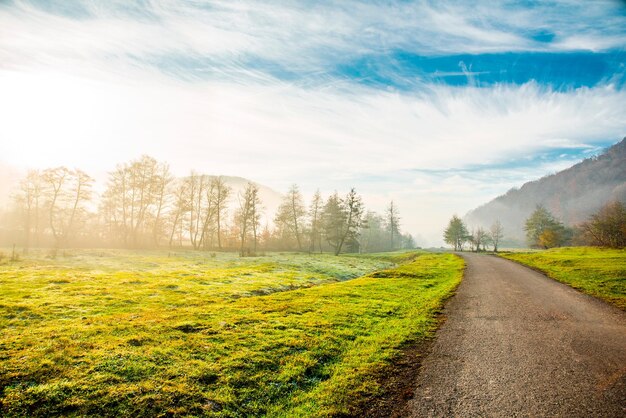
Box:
<box><xmin>354</xmin><ymin>254</ymin><xmax>467</xmax><ymax>417</ymax></box>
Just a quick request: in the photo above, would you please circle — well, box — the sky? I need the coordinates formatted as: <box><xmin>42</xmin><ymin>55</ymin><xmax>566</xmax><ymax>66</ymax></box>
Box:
<box><xmin>1</xmin><ymin>0</ymin><xmax>626</xmax><ymax>245</ymax></box>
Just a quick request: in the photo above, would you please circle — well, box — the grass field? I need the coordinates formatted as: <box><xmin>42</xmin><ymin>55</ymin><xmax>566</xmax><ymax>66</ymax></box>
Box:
<box><xmin>499</xmin><ymin>247</ymin><xmax>626</xmax><ymax>310</ymax></box>
<box><xmin>0</xmin><ymin>249</ymin><xmax>463</xmax><ymax>417</ymax></box>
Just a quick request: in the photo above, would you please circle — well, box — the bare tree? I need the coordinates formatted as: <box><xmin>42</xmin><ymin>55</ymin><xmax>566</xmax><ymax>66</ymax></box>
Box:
<box><xmin>66</xmin><ymin>169</ymin><xmax>94</xmax><ymax>244</ymax></box>
<box><xmin>199</xmin><ymin>180</ymin><xmax>216</xmax><ymax>250</ymax></box>
<box><xmin>41</xmin><ymin>167</ymin><xmax>93</xmax><ymax>248</ymax></box>
<box><xmin>471</xmin><ymin>226</ymin><xmax>489</xmax><ymax>252</ymax></box>
<box><xmin>13</xmin><ymin>170</ymin><xmax>43</xmax><ymax>251</ymax></box>
<box><xmin>308</xmin><ymin>190</ymin><xmax>324</xmax><ymax>253</ymax></box>
<box><xmin>42</xmin><ymin>167</ymin><xmax>70</xmax><ymax>247</ymax></box>
<box><xmin>168</xmin><ymin>180</ymin><xmax>189</xmax><ymax>248</ymax></box>
<box><xmin>185</xmin><ymin>172</ymin><xmax>207</xmax><ymax>250</ymax></box>
<box><xmin>212</xmin><ymin>176</ymin><xmax>231</xmax><ymax>250</ymax></box>
<box><xmin>275</xmin><ymin>184</ymin><xmax>306</xmax><ymax>251</ymax></box>
<box><xmin>386</xmin><ymin>201</ymin><xmax>400</xmax><ymax>251</ymax></box>
<box><xmin>102</xmin><ymin>155</ymin><xmax>167</xmax><ymax>247</ymax></box>
<box><xmin>151</xmin><ymin>163</ymin><xmax>173</xmax><ymax>247</ymax></box>
<box><xmin>250</xmin><ymin>185</ymin><xmax>262</xmax><ymax>254</ymax></box>
<box><xmin>578</xmin><ymin>201</ymin><xmax>626</xmax><ymax>248</ymax></box>
<box><xmin>236</xmin><ymin>182</ymin><xmax>262</xmax><ymax>256</ymax></box>
<box><xmin>129</xmin><ymin>157</ymin><xmax>159</xmax><ymax>246</ymax></box>
<box><xmin>490</xmin><ymin>220</ymin><xmax>504</xmax><ymax>252</ymax></box>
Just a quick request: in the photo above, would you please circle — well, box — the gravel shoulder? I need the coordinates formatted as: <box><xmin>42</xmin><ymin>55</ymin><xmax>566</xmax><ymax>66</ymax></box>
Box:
<box><xmin>407</xmin><ymin>253</ymin><xmax>626</xmax><ymax>417</ymax></box>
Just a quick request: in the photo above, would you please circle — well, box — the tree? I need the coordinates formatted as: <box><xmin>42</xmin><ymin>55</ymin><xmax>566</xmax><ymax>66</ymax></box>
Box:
<box><xmin>183</xmin><ymin>172</ymin><xmax>214</xmax><ymax>250</ymax></box>
<box><xmin>150</xmin><ymin>163</ymin><xmax>173</xmax><ymax>247</ymax></box>
<box><xmin>167</xmin><ymin>180</ymin><xmax>190</xmax><ymax>248</ymax></box>
<box><xmin>66</xmin><ymin>169</ymin><xmax>94</xmax><ymax>245</ymax></box>
<box><xmin>101</xmin><ymin>155</ymin><xmax>168</xmax><ymax>247</ymax></box>
<box><xmin>198</xmin><ymin>177</ymin><xmax>216</xmax><ymax>250</ymax></box>
<box><xmin>336</xmin><ymin>188</ymin><xmax>363</xmax><ymax>255</ymax></box>
<box><xmin>41</xmin><ymin>167</ymin><xmax>93</xmax><ymax>248</ymax></box>
<box><xmin>322</xmin><ymin>192</ymin><xmax>345</xmax><ymax>254</ymax></box>
<box><xmin>538</xmin><ymin>229</ymin><xmax>560</xmax><ymax>249</ymax></box>
<box><xmin>524</xmin><ymin>205</ymin><xmax>570</xmax><ymax>249</ymax></box>
<box><xmin>443</xmin><ymin>215</ymin><xmax>468</xmax><ymax>251</ymax></box>
<box><xmin>360</xmin><ymin>211</ymin><xmax>386</xmax><ymax>253</ymax></box>
<box><xmin>386</xmin><ymin>201</ymin><xmax>400</xmax><ymax>250</ymax></box>
<box><xmin>274</xmin><ymin>184</ymin><xmax>306</xmax><ymax>251</ymax></box>
<box><xmin>308</xmin><ymin>190</ymin><xmax>324</xmax><ymax>253</ymax></box>
<box><xmin>578</xmin><ymin>200</ymin><xmax>626</xmax><ymax>248</ymax></box>
<box><xmin>401</xmin><ymin>233</ymin><xmax>416</xmax><ymax>249</ymax></box>
<box><xmin>249</xmin><ymin>185</ymin><xmax>262</xmax><ymax>254</ymax></box>
<box><xmin>322</xmin><ymin>189</ymin><xmax>364</xmax><ymax>255</ymax></box>
<box><xmin>471</xmin><ymin>226</ymin><xmax>489</xmax><ymax>252</ymax></box>
<box><xmin>236</xmin><ymin>182</ymin><xmax>262</xmax><ymax>256</ymax></box>
<box><xmin>42</xmin><ymin>167</ymin><xmax>70</xmax><ymax>247</ymax></box>
<box><xmin>211</xmin><ymin>176</ymin><xmax>231</xmax><ymax>250</ymax></box>
<box><xmin>490</xmin><ymin>220</ymin><xmax>504</xmax><ymax>252</ymax></box>
<box><xmin>13</xmin><ymin>170</ymin><xmax>43</xmax><ymax>250</ymax></box>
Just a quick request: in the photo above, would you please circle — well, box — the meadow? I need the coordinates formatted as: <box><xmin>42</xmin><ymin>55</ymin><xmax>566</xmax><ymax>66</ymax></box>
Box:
<box><xmin>499</xmin><ymin>247</ymin><xmax>626</xmax><ymax>310</ymax></box>
<box><xmin>0</xmin><ymin>249</ymin><xmax>463</xmax><ymax>417</ymax></box>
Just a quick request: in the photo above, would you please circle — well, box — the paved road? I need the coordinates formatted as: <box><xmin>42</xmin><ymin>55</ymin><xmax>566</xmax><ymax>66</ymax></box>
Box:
<box><xmin>407</xmin><ymin>253</ymin><xmax>626</xmax><ymax>417</ymax></box>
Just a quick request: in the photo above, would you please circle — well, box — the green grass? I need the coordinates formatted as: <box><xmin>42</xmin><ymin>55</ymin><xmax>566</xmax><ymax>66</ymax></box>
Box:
<box><xmin>499</xmin><ymin>247</ymin><xmax>626</xmax><ymax>310</ymax></box>
<box><xmin>0</xmin><ymin>250</ymin><xmax>463</xmax><ymax>417</ymax></box>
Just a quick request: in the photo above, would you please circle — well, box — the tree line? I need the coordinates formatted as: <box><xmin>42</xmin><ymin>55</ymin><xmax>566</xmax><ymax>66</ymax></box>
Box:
<box><xmin>2</xmin><ymin>155</ymin><xmax>415</xmax><ymax>255</ymax></box>
<box><xmin>444</xmin><ymin>200</ymin><xmax>626</xmax><ymax>251</ymax></box>
<box><xmin>443</xmin><ymin>216</ymin><xmax>504</xmax><ymax>252</ymax></box>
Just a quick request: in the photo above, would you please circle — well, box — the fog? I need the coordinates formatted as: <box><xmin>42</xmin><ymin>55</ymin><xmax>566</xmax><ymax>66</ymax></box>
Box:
<box><xmin>1</xmin><ymin>0</ymin><xmax>625</xmax><ymax>247</ymax></box>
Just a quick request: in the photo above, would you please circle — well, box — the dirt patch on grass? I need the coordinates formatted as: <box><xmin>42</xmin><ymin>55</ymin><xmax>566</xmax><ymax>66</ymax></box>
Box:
<box><xmin>354</xmin><ymin>316</ymin><xmax>447</xmax><ymax>418</ymax></box>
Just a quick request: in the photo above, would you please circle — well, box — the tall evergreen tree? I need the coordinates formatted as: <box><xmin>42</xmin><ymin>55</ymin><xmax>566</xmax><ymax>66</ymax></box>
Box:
<box><xmin>322</xmin><ymin>192</ymin><xmax>346</xmax><ymax>254</ymax></box>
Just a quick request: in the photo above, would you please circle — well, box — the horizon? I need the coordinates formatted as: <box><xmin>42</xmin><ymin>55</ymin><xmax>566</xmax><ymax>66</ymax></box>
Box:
<box><xmin>1</xmin><ymin>0</ymin><xmax>626</xmax><ymax>245</ymax></box>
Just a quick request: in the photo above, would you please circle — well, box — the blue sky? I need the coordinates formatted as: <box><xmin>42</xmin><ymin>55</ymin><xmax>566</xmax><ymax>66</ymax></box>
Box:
<box><xmin>1</xmin><ymin>0</ymin><xmax>625</xmax><ymax>244</ymax></box>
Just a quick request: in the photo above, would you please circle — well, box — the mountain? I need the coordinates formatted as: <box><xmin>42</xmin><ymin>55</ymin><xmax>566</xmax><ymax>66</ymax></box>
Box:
<box><xmin>465</xmin><ymin>137</ymin><xmax>626</xmax><ymax>245</ymax></box>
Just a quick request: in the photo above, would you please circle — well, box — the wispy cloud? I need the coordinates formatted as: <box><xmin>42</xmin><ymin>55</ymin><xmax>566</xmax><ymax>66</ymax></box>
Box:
<box><xmin>2</xmin><ymin>0</ymin><xmax>625</xmax><ymax>80</ymax></box>
<box><xmin>1</xmin><ymin>69</ymin><xmax>624</xmax><ymax>191</ymax></box>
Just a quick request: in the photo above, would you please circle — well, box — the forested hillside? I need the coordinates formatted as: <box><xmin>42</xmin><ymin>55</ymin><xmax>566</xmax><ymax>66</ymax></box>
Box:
<box><xmin>465</xmin><ymin>138</ymin><xmax>626</xmax><ymax>244</ymax></box>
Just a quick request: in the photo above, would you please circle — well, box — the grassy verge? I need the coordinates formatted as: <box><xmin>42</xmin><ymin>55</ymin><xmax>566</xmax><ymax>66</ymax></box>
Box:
<box><xmin>499</xmin><ymin>247</ymin><xmax>626</xmax><ymax>310</ymax></box>
<box><xmin>0</xmin><ymin>250</ymin><xmax>463</xmax><ymax>417</ymax></box>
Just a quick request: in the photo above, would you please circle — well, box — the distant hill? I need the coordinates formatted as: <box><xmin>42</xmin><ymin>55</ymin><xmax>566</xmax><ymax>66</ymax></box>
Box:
<box><xmin>172</xmin><ymin>175</ymin><xmax>283</xmax><ymax>225</ymax></box>
<box><xmin>465</xmin><ymin>137</ymin><xmax>626</xmax><ymax>245</ymax></box>
<box><xmin>215</xmin><ymin>175</ymin><xmax>283</xmax><ymax>224</ymax></box>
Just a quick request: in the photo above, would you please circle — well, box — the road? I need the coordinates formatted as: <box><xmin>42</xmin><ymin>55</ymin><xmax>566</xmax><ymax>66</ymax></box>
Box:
<box><xmin>407</xmin><ymin>253</ymin><xmax>626</xmax><ymax>417</ymax></box>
